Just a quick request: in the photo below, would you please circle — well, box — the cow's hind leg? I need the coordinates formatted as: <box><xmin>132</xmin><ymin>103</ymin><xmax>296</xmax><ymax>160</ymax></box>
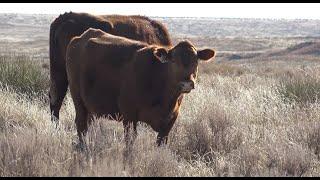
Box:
<box><xmin>49</xmin><ymin>70</ymin><xmax>68</xmax><ymax>124</ymax></box>
<box><xmin>74</xmin><ymin>100</ymin><xmax>90</xmax><ymax>152</ymax></box>
<box><xmin>123</xmin><ymin>120</ymin><xmax>137</xmax><ymax>153</ymax></box>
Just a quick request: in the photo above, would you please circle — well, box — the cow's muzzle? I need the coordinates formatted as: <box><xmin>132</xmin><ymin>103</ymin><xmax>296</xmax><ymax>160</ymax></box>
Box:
<box><xmin>178</xmin><ymin>80</ymin><xmax>195</xmax><ymax>93</ymax></box>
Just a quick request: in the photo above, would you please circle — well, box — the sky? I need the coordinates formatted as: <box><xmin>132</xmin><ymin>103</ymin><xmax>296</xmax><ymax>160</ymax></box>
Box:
<box><xmin>0</xmin><ymin>3</ymin><xmax>320</xmax><ymax>20</ymax></box>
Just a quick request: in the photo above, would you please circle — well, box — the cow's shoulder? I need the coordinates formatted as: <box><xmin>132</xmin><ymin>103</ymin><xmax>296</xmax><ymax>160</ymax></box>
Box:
<box><xmin>83</xmin><ymin>30</ymin><xmax>146</xmax><ymax>68</ymax></box>
<box><xmin>133</xmin><ymin>46</ymin><xmax>169</xmax><ymax>97</ymax></box>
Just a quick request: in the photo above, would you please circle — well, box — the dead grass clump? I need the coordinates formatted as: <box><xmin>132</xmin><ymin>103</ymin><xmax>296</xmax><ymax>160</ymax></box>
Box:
<box><xmin>278</xmin><ymin>69</ymin><xmax>320</xmax><ymax>105</ymax></box>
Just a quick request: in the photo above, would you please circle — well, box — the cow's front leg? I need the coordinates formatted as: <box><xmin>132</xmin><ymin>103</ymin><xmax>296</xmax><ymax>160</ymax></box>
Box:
<box><xmin>156</xmin><ymin>132</ymin><xmax>168</xmax><ymax>146</ymax></box>
<box><xmin>156</xmin><ymin>112</ymin><xmax>179</xmax><ymax>146</ymax></box>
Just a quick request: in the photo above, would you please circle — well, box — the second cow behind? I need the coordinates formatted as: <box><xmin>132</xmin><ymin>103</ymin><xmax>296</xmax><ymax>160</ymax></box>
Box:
<box><xmin>66</xmin><ymin>28</ymin><xmax>216</xmax><ymax>148</ymax></box>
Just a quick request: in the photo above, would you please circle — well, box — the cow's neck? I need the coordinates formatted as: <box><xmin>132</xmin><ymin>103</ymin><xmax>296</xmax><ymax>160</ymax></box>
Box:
<box><xmin>162</xmin><ymin>67</ymin><xmax>183</xmax><ymax>117</ymax></box>
<box><xmin>165</xmin><ymin>86</ymin><xmax>183</xmax><ymax>116</ymax></box>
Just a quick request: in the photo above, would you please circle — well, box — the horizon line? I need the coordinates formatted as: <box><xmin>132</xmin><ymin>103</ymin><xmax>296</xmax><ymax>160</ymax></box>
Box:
<box><xmin>1</xmin><ymin>12</ymin><xmax>320</xmax><ymax>21</ymax></box>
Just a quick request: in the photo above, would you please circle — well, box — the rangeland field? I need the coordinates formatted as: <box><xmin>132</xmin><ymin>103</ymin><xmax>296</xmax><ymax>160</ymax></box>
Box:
<box><xmin>1</xmin><ymin>13</ymin><xmax>320</xmax><ymax>176</ymax></box>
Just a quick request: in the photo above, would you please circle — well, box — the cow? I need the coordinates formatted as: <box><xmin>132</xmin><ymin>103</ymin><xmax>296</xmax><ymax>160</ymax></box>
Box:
<box><xmin>49</xmin><ymin>12</ymin><xmax>172</xmax><ymax>123</ymax></box>
<box><xmin>66</xmin><ymin>28</ymin><xmax>216</xmax><ymax>149</ymax></box>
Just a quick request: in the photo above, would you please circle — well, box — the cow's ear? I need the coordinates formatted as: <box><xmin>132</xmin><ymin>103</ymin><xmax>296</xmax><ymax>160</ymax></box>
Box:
<box><xmin>197</xmin><ymin>49</ymin><xmax>216</xmax><ymax>61</ymax></box>
<box><xmin>153</xmin><ymin>47</ymin><xmax>169</xmax><ymax>63</ymax></box>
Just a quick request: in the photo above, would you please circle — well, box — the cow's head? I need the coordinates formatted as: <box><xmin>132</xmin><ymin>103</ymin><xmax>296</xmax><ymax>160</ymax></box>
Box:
<box><xmin>153</xmin><ymin>40</ymin><xmax>215</xmax><ymax>93</ymax></box>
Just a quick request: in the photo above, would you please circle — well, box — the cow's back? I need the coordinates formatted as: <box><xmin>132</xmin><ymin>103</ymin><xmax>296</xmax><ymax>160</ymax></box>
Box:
<box><xmin>51</xmin><ymin>13</ymin><xmax>172</xmax><ymax>66</ymax></box>
<box><xmin>103</xmin><ymin>15</ymin><xmax>172</xmax><ymax>47</ymax></box>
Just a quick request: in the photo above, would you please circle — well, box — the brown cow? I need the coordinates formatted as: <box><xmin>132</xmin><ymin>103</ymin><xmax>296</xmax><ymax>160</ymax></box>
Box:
<box><xmin>66</xmin><ymin>28</ymin><xmax>215</xmax><ymax>149</ymax></box>
<box><xmin>49</xmin><ymin>12</ymin><xmax>172</xmax><ymax>123</ymax></box>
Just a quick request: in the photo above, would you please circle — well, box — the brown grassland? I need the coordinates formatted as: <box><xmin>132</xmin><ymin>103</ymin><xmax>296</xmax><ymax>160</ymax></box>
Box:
<box><xmin>0</xmin><ymin>14</ymin><xmax>320</xmax><ymax>176</ymax></box>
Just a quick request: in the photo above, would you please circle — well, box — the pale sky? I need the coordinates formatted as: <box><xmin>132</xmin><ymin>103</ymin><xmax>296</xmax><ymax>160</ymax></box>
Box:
<box><xmin>1</xmin><ymin>3</ymin><xmax>320</xmax><ymax>19</ymax></box>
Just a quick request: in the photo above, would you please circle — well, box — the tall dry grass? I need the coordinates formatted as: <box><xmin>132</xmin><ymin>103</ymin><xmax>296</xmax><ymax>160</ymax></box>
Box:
<box><xmin>0</xmin><ymin>54</ymin><xmax>320</xmax><ymax>176</ymax></box>
<box><xmin>0</xmin><ymin>54</ymin><xmax>49</xmax><ymax>98</ymax></box>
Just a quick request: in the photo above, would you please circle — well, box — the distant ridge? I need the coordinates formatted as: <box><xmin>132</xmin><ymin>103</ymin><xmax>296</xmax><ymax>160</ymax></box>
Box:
<box><xmin>264</xmin><ymin>41</ymin><xmax>320</xmax><ymax>57</ymax></box>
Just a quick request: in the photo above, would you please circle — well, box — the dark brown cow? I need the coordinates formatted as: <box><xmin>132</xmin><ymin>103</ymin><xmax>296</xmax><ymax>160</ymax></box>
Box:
<box><xmin>49</xmin><ymin>12</ymin><xmax>172</xmax><ymax>122</ymax></box>
<box><xmin>66</xmin><ymin>28</ymin><xmax>215</xmax><ymax>148</ymax></box>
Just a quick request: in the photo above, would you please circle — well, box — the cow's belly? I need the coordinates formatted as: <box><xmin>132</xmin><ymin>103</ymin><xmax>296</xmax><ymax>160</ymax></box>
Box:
<box><xmin>80</xmin><ymin>68</ymin><xmax>124</xmax><ymax>117</ymax></box>
<box><xmin>86</xmin><ymin>98</ymin><xmax>120</xmax><ymax>118</ymax></box>
<box><xmin>82</xmin><ymin>87</ymin><xmax>121</xmax><ymax>117</ymax></box>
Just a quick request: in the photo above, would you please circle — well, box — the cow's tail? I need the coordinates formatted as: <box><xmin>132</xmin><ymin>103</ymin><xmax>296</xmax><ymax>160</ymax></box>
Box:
<box><xmin>49</xmin><ymin>13</ymin><xmax>71</xmax><ymax>109</ymax></box>
<box><xmin>49</xmin><ymin>13</ymin><xmax>69</xmax><ymax>72</ymax></box>
<box><xmin>49</xmin><ymin>19</ymin><xmax>57</xmax><ymax>73</ymax></box>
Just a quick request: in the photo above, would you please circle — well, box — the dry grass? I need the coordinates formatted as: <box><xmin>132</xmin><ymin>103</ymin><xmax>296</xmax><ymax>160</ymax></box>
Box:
<box><xmin>278</xmin><ymin>68</ymin><xmax>320</xmax><ymax>105</ymax></box>
<box><xmin>199</xmin><ymin>62</ymin><xmax>247</xmax><ymax>77</ymax></box>
<box><xmin>0</xmin><ymin>54</ymin><xmax>49</xmax><ymax>98</ymax></box>
<box><xmin>1</xmin><ymin>54</ymin><xmax>320</xmax><ymax>177</ymax></box>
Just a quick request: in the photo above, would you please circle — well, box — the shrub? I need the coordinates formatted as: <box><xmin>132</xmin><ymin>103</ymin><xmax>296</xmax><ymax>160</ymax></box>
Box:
<box><xmin>0</xmin><ymin>54</ymin><xmax>49</xmax><ymax>98</ymax></box>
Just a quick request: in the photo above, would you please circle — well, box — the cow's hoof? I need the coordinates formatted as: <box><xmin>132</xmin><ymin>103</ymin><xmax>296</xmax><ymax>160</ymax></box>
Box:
<box><xmin>73</xmin><ymin>141</ymin><xmax>87</xmax><ymax>152</ymax></box>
